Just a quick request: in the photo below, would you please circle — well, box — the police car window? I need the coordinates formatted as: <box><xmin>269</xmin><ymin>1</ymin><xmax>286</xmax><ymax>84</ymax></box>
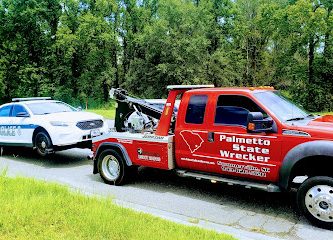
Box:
<box><xmin>185</xmin><ymin>95</ymin><xmax>208</xmax><ymax>124</ymax></box>
<box><xmin>12</xmin><ymin>105</ymin><xmax>29</xmax><ymax>117</ymax></box>
<box><xmin>0</xmin><ymin>105</ymin><xmax>12</xmax><ymax>117</ymax></box>
<box><xmin>215</xmin><ymin>95</ymin><xmax>267</xmax><ymax>126</ymax></box>
<box><xmin>26</xmin><ymin>101</ymin><xmax>76</xmax><ymax>115</ymax></box>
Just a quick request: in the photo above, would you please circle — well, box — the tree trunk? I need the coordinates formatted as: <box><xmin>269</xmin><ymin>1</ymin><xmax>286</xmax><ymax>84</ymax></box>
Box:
<box><xmin>71</xmin><ymin>52</ymin><xmax>80</xmax><ymax>96</ymax></box>
<box><xmin>323</xmin><ymin>7</ymin><xmax>332</xmax><ymax>59</ymax></box>
<box><xmin>308</xmin><ymin>35</ymin><xmax>315</xmax><ymax>84</ymax></box>
<box><xmin>113</xmin><ymin>9</ymin><xmax>120</xmax><ymax>89</ymax></box>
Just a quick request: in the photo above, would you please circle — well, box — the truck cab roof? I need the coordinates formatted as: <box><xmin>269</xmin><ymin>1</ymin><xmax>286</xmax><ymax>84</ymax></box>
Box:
<box><xmin>186</xmin><ymin>86</ymin><xmax>275</xmax><ymax>94</ymax></box>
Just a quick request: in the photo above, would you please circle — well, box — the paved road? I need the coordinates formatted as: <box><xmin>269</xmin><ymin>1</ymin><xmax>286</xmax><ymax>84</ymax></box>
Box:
<box><xmin>1</xmin><ymin>148</ymin><xmax>332</xmax><ymax>240</ymax></box>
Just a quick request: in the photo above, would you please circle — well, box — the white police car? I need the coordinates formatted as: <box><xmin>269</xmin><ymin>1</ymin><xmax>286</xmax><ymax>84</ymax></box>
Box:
<box><xmin>0</xmin><ymin>97</ymin><xmax>109</xmax><ymax>156</ymax></box>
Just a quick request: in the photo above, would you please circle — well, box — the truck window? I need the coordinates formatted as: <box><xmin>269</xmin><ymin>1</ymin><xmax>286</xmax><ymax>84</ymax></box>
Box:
<box><xmin>185</xmin><ymin>95</ymin><xmax>208</xmax><ymax>124</ymax></box>
<box><xmin>215</xmin><ymin>95</ymin><xmax>266</xmax><ymax>126</ymax></box>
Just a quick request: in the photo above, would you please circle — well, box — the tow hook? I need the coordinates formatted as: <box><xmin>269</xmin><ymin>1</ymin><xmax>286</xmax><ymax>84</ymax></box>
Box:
<box><xmin>87</xmin><ymin>154</ymin><xmax>94</xmax><ymax>161</ymax></box>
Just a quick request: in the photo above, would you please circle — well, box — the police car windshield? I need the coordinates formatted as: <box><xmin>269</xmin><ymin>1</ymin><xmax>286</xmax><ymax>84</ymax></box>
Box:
<box><xmin>26</xmin><ymin>101</ymin><xmax>76</xmax><ymax>115</ymax></box>
<box><xmin>254</xmin><ymin>91</ymin><xmax>309</xmax><ymax>122</ymax></box>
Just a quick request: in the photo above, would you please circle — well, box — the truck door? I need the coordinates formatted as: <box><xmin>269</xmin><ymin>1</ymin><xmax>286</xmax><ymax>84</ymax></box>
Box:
<box><xmin>204</xmin><ymin>94</ymin><xmax>281</xmax><ymax>182</ymax></box>
<box><xmin>175</xmin><ymin>93</ymin><xmax>214</xmax><ymax>172</ymax></box>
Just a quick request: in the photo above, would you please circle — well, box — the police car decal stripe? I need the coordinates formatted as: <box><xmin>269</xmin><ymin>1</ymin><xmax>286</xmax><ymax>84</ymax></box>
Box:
<box><xmin>0</xmin><ymin>124</ymin><xmax>38</xmax><ymax>137</ymax></box>
<box><xmin>0</xmin><ymin>124</ymin><xmax>38</xmax><ymax>129</ymax></box>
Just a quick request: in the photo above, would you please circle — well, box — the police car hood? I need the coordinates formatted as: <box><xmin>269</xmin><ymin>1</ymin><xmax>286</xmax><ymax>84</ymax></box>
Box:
<box><xmin>41</xmin><ymin>111</ymin><xmax>103</xmax><ymax>123</ymax></box>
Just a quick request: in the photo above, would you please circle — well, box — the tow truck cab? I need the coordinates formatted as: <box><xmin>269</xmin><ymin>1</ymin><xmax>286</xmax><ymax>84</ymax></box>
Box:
<box><xmin>92</xmin><ymin>85</ymin><xmax>333</xmax><ymax>229</ymax></box>
<box><xmin>172</xmin><ymin>87</ymin><xmax>280</xmax><ymax>182</ymax></box>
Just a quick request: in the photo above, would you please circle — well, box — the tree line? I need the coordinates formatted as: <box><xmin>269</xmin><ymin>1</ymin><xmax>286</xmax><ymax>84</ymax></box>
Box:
<box><xmin>0</xmin><ymin>0</ymin><xmax>332</xmax><ymax>111</ymax></box>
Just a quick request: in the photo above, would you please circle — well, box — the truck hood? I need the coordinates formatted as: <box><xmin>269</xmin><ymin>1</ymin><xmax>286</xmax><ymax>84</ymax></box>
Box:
<box><xmin>287</xmin><ymin>115</ymin><xmax>333</xmax><ymax>137</ymax></box>
<box><xmin>305</xmin><ymin>115</ymin><xmax>333</xmax><ymax>130</ymax></box>
<box><xmin>307</xmin><ymin>115</ymin><xmax>333</xmax><ymax>129</ymax></box>
<box><xmin>39</xmin><ymin>111</ymin><xmax>103</xmax><ymax>123</ymax></box>
<box><xmin>309</xmin><ymin>115</ymin><xmax>333</xmax><ymax>125</ymax></box>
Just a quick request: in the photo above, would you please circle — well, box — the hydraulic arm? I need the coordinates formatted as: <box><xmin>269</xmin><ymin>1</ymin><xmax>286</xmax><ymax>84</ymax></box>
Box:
<box><xmin>109</xmin><ymin>88</ymin><xmax>164</xmax><ymax>132</ymax></box>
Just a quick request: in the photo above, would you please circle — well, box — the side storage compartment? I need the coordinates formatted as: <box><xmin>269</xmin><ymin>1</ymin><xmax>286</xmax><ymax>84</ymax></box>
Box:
<box><xmin>129</xmin><ymin>134</ymin><xmax>175</xmax><ymax>170</ymax></box>
<box><xmin>96</xmin><ymin>132</ymin><xmax>175</xmax><ymax>170</ymax></box>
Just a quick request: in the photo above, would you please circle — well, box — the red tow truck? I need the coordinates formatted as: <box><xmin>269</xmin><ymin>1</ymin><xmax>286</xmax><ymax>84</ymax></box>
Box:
<box><xmin>92</xmin><ymin>85</ymin><xmax>333</xmax><ymax>229</ymax></box>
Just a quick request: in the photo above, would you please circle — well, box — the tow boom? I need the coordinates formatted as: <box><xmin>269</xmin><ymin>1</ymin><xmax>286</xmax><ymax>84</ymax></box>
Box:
<box><xmin>109</xmin><ymin>88</ymin><xmax>165</xmax><ymax>132</ymax></box>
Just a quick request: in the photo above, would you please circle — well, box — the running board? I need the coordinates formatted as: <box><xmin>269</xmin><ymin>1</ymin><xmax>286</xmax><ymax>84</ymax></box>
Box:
<box><xmin>176</xmin><ymin>170</ymin><xmax>281</xmax><ymax>192</ymax></box>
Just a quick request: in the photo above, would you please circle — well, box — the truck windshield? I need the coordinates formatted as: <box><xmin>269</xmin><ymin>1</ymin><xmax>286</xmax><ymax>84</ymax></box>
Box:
<box><xmin>27</xmin><ymin>101</ymin><xmax>76</xmax><ymax>115</ymax></box>
<box><xmin>254</xmin><ymin>91</ymin><xmax>310</xmax><ymax>122</ymax></box>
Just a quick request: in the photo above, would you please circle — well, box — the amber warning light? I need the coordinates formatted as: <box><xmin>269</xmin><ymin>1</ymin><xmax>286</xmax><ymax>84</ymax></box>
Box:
<box><xmin>248</xmin><ymin>123</ymin><xmax>256</xmax><ymax>131</ymax></box>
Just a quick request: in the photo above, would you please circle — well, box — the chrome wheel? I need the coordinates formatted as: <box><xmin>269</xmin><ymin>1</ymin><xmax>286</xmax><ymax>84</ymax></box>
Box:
<box><xmin>101</xmin><ymin>155</ymin><xmax>120</xmax><ymax>181</ymax></box>
<box><xmin>98</xmin><ymin>149</ymin><xmax>128</xmax><ymax>186</ymax></box>
<box><xmin>305</xmin><ymin>185</ymin><xmax>333</xmax><ymax>222</ymax></box>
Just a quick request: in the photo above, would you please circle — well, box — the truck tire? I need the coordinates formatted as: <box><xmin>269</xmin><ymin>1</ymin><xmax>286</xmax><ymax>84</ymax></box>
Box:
<box><xmin>297</xmin><ymin>176</ymin><xmax>333</xmax><ymax>229</ymax></box>
<box><xmin>35</xmin><ymin>131</ymin><xmax>53</xmax><ymax>157</ymax></box>
<box><xmin>98</xmin><ymin>149</ymin><xmax>128</xmax><ymax>186</ymax></box>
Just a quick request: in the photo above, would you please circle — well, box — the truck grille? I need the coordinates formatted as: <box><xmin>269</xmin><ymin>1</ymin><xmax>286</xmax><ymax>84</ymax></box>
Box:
<box><xmin>76</xmin><ymin>120</ymin><xmax>103</xmax><ymax>130</ymax></box>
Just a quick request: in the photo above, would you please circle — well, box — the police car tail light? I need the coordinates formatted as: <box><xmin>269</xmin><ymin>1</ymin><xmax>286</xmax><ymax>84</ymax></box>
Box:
<box><xmin>50</xmin><ymin>121</ymin><xmax>70</xmax><ymax>127</ymax></box>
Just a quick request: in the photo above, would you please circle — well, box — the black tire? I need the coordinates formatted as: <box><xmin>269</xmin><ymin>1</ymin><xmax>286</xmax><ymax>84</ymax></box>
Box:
<box><xmin>297</xmin><ymin>176</ymin><xmax>333</xmax><ymax>229</ymax></box>
<box><xmin>35</xmin><ymin>131</ymin><xmax>53</xmax><ymax>157</ymax></box>
<box><xmin>98</xmin><ymin>149</ymin><xmax>128</xmax><ymax>185</ymax></box>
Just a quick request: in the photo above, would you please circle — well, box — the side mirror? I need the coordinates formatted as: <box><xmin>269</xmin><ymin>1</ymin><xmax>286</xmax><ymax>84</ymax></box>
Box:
<box><xmin>77</xmin><ymin>106</ymin><xmax>82</xmax><ymax>111</ymax></box>
<box><xmin>247</xmin><ymin>112</ymin><xmax>273</xmax><ymax>133</ymax></box>
<box><xmin>16</xmin><ymin>112</ymin><xmax>29</xmax><ymax>118</ymax></box>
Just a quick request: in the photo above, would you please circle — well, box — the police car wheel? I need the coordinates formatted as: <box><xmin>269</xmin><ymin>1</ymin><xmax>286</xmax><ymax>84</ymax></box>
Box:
<box><xmin>297</xmin><ymin>176</ymin><xmax>333</xmax><ymax>230</ymax></box>
<box><xmin>98</xmin><ymin>149</ymin><xmax>128</xmax><ymax>186</ymax></box>
<box><xmin>35</xmin><ymin>132</ymin><xmax>52</xmax><ymax>157</ymax></box>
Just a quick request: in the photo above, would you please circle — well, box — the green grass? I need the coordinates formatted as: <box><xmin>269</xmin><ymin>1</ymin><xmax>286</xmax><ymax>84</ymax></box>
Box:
<box><xmin>314</xmin><ymin>112</ymin><xmax>333</xmax><ymax>116</ymax></box>
<box><xmin>320</xmin><ymin>112</ymin><xmax>333</xmax><ymax>115</ymax></box>
<box><xmin>86</xmin><ymin>108</ymin><xmax>115</xmax><ymax>119</ymax></box>
<box><xmin>0</xmin><ymin>176</ymin><xmax>236</xmax><ymax>240</ymax></box>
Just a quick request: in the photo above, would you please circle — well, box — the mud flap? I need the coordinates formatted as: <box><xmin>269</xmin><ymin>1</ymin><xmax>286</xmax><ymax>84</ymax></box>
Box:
<box><xmin>93</xmin><ymin>158</ymin><xmax>98</xmax><ymax>174</ymax></box>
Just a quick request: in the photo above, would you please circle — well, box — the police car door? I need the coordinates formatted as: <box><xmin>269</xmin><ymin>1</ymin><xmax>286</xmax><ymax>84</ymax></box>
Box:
<box><xmin>11</xmin><ymin>104</ymin><xmax>34</xmax><ymax>145</ymax></box>
<box><xmin>206</xmin><ymin>94</ymin><xmax>281</xmax><ymax>182</ymax></box>
<box><xmin>0</xmin><ymin>105</ymin><xmax>15</xmax><ymax>144</ymax></box>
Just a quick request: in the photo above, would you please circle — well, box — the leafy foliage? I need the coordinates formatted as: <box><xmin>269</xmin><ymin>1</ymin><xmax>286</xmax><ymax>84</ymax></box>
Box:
<box><xmin>0</xmin><ymin>0</ymin><xmax>332</xmax><ymax>111</ymax></box>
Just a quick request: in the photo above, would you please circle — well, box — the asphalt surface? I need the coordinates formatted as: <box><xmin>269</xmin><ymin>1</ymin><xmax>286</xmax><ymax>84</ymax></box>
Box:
<box><xmin>0</xmin><ymin>126</ymin><xmax>332</xmax><ymax>240</ymax></box>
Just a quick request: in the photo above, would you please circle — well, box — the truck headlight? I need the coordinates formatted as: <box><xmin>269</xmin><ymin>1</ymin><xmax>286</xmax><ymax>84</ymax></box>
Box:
<box><xmin>50</xmin><ymin>121</ymin><xmax>70</xmax><ymax>127</ymax></box>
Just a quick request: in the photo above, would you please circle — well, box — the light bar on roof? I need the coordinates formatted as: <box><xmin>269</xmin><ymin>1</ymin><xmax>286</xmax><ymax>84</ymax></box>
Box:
<box><xmin>167</xmin><ymin>85</ymin><xmax>214</xmax><ymax>90</ymax></box>
<box><xmin>12</xmin><ymin>97</ymin><xmax>52</xmax><ymax>102</ymax></box>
